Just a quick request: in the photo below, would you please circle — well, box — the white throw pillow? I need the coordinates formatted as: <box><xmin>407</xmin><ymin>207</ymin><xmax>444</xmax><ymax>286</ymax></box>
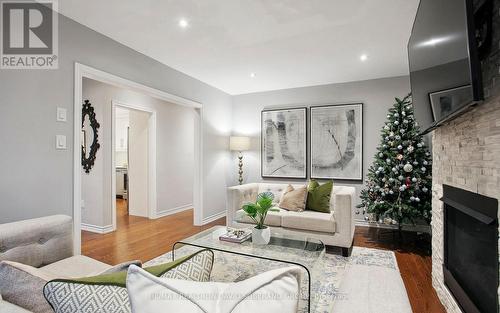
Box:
<box><xmin>126</xmin><ymin>265</ymin><xmax>301</xmax><ymax>313</ymax></box>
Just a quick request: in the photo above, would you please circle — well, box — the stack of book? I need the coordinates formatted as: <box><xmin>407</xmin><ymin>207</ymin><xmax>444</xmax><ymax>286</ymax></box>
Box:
<box><xmin>219</xmin><ymin>228</ymin><xmax>251</xmax><ymax>243</ymax></box>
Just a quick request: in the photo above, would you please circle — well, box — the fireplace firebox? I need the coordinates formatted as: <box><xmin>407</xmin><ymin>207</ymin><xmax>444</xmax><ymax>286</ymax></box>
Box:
<box><xmin>442</xmin><ymin>184</ymin><xmax>499</xmax><ymax>313</ymax></box>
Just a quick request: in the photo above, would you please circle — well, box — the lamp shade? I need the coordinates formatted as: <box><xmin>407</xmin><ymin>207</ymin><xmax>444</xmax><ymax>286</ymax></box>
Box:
<box><xmin>229</xmin><ymin>136</ymin><xmax>250</xmax><ymax>151</ymax></box>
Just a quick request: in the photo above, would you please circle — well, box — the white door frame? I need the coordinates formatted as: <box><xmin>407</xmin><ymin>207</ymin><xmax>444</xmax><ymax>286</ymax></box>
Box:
<box><xmin>74</xmin><ymin>62</ymin><xmax>204</xmax><ymax>254</ymax></box>
<box><xmin>112</xmin><ymin>100</ymin><xmax>156</xmax><ymax>230</ymax></box>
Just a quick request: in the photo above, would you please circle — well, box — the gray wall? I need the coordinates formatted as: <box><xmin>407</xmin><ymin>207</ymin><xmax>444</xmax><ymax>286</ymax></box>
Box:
<box><xmin>82</xmin><ymin>78</ymin><xmax>196</xmax><ymax>228</ymax></box>
<box><xmin>0</xmin><ymin>14</ymin><xmax>232</xmax><ymax>223</ymax></box>
<box><xmin>231</xmin><ymin>76</ymin><xmax>411</xmax><ymax>220</ymax></box>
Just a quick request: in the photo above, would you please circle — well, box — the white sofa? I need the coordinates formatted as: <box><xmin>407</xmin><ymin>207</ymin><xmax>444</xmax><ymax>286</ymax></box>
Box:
<box><xmin>227</xmin><ymin>183</ymin><xmax>355</xmax><ymax>256</ymax></box>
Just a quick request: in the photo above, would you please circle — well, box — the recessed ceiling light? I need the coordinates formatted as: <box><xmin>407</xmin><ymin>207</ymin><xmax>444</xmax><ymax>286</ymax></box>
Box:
<box><xmin>178</xmin><ymin>18</ymin><xmax>189</xmax><ymax>28</ymax></box>
<box><xmin>250</xmin><ymin>72</ymin><xmax>256</xmax><ymax>78</ymax></box>
<box><xmin>360</xmin><ymin>54</ymin><xmax>368</xmax><ymax>62</ymax></box>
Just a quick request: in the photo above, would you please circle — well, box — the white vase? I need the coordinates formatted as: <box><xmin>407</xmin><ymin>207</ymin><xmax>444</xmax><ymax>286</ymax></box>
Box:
<box><xmin>252</xmin><ymin>226</ymin><xmax>271</xmax><ymax>245</ymax></box>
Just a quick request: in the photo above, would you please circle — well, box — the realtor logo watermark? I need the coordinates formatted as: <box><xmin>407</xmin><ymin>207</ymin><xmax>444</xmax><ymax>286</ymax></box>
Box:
<box><xmin>1</xmin><ymin>0</ymin><xmax>58</xmax><ymax>69</ymax></box>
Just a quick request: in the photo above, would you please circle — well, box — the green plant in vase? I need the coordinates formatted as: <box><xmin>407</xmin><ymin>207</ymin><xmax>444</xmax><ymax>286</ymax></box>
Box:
<box><xmin>242</xmin><ymin>192</ymin><xmax>279</xmax><ymax>244</ymax></box>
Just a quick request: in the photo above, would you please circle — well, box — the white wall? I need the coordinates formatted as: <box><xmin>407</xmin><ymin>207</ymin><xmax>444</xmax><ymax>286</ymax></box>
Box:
<box><xmin>231</xmin><ymin>76</ymin><xmax>411</xmax><ymax>221</ymax></box>
<box><xmin>115</xmin><ymin>107</ymin><xmax>129</xmax><ymax>167</ymax></box>
<box><xmin>128</xmin><ymin>109</ymin><xmax>150</xmax><ymax>217</ymax></box>
<box><xmin>0</xmin><ymin>13</ymin><xmax>231</xmax><ymax>224</ymax></box>
<box><xmin>82</xmin><ymin>78</ymin><xmax>196</xmax><ymax>227</ymax></box>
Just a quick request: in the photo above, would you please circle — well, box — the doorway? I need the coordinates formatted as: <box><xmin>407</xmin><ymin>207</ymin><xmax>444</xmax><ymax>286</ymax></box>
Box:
<box><xmin>74</xmin><ymin>63</ymin><xmax>204</xmax><ymax>255</ymax></box>
<box><xmin>112</xmin><ymin>102</ymin><xmax>156</xmax><ymax>230</ymax></box>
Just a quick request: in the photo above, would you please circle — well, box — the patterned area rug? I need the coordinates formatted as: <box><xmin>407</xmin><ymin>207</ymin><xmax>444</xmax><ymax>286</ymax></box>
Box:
<box><xmin>145</xmin><ymin>245</ymin><xmax>410</xmax><ymax>313</ymax></box>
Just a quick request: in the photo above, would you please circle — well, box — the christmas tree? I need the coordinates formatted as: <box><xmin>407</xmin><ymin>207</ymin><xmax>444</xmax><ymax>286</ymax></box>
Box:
<box><xmin>357</xmin><ymin>94</ymin><xmax>432</xmax><ymax>228</ymax></box>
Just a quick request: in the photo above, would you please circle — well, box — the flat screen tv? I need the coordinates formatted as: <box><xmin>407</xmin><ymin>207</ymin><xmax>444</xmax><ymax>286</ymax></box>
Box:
<box><xmin>408</xmin><ymin>0</ymin><xmax>488</xmax><ymax>133</ymax></box>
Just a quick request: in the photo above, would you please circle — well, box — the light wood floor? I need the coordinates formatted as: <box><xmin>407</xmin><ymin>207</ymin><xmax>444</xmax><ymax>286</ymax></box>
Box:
<box><xmin>82</xmin><ymin>199</ymin><xmax>444</xmax><ymax>313</ymax></box>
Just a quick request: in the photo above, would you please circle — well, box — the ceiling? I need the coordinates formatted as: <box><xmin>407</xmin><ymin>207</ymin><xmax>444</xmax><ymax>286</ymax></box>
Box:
<box><xmin>59</xmin><ymin>0</ymin><xmax>419</xmax><ymax>95</ymax></box>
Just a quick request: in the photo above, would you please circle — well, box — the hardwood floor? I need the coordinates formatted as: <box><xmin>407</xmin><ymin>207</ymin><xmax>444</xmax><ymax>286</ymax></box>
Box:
<box><xmin>82</xmin><ymin>200</ymin><xmax>445</xmax><ymax>312</ymax></box>
<box><xmin>82</xmin><ymin>199</ymin><xmax>225</xmax><ymax>265</ymax></box>
<box><xmin>354</xmin><ymin>227</ymin><xmax>445</xmax><ymax>313</ymax></box>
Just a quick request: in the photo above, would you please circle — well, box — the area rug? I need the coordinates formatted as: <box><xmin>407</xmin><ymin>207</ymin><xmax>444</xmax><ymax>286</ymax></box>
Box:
<box><xmin>145</xmin><ymin>246</ymin><xmax>412</xmax><ymax>313</ymax></box>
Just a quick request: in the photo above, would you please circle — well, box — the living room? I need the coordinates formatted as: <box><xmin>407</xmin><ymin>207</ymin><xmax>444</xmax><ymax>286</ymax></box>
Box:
<box><xmin>0</xmin><ymin>0</ymin><xmax>499</xmax><ymax>312</ymax></box>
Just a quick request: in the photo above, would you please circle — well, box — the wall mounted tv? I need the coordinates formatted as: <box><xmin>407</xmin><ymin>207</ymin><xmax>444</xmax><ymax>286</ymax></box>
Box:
<box><xmin>408</xmin><ymin>0</ymin><xmax>491</xmax><ymax>133</ymax></box>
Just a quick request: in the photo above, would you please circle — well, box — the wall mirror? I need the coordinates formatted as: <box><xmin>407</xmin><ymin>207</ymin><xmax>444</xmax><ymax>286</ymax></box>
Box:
<box><xmin>81</xmin><ymin>100</ymin><xmax>100</xmax><ymax>173</ymax></box>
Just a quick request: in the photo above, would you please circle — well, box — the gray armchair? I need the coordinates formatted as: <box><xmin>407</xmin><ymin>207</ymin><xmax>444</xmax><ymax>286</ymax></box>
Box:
<box><xmin>0</xmin><ymin>215</ymin><xmax>112</xmax><ymax>312</ymax></box>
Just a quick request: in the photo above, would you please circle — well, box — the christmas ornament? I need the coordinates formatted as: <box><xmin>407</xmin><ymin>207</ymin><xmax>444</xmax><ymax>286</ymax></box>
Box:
<box><xmin>410</xmin><ymin>196</ymin><xmax>415</xmax><ymax>201</ymax></box>
<box><xmin>357</xmin><ymin>94</ymin><xmax>432</xmax><ymax>230</ymax></box>
<box><xmin>423</xmin><ymin>160</ymin><xmax>428</xmax><ymax>166</ymax></box>
<box><xmin>403</xmin><ymin>163</ymin><xmax>413</xmax><ymax>172</ymax></box>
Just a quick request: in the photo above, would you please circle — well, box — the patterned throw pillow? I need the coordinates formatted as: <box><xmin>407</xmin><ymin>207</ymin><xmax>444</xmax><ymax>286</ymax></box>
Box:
<box><xmin>43</xmin><ymin>249</ymin><xmax>214</xmax><ymax>313</ymax></box>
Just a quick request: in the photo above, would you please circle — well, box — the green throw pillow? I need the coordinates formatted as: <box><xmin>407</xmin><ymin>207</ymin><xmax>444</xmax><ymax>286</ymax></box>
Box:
<box><xmin>43</xmin><ymin>249</ymin><xmax>214</xmax><ymax>313</ymax></box>
<box><xmin>306</xmin><ymin>180</ymin><xmax>333</xmax><ymax>213</ymax></box>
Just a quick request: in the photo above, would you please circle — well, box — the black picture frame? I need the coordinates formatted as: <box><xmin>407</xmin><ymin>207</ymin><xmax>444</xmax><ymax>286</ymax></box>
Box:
<box><xmin>261</xmin><ymin>107</ymin><xmax>307</xmax><ymax>179</ymax></box>
<box><xmin>81</xmin><ymin>100</ymin><xmax>100</xmax><ymax>174</ymax></box>
<box><xmin>309</xmin><ymin>103</ymin><xmax>363</xmax><ymax>181</ymax></box>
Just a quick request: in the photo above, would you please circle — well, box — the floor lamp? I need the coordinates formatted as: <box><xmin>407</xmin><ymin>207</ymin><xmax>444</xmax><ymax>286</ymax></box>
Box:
<box><xmin>229</xmin><ymin>136</ymin><xmax>250</xmax><ymax>185</ymax></box>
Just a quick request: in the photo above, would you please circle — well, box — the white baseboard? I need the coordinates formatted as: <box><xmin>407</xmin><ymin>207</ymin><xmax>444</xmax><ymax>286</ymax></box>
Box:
<box><xmin>202</xmin><ymin>211</ymin><xmax>226</xmax><ymax>225</ymax></box>
<box><xmin>81</xmin><ymin>223</ymin><xmax>114</xmax><ymax>234</ymax></box>
<box><xmin>153</xmin><ymin>204</ymin><xmax>193</xmax><ymax>219</ymax></box>
<box><xmin>355</xmin><ymin>220</ymin><xmax>431</xmax><ymax>233</ymax></box>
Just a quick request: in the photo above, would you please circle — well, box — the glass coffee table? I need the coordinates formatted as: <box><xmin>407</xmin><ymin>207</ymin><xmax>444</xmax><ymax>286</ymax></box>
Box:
<box><xmin>171</xmin><ymin>226</ymin><xmax>326</xmax><ymax>313</ymax></box>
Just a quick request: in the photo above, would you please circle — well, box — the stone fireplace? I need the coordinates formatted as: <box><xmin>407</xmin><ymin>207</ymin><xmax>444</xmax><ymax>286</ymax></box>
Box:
<box><xmin>442</xmin><ymin>184</ymin><xmax>498</xmax><ymax>312</ymax></box>
<box><xmin>431</xmin><ymin>2</ymin><xmax>500</xmax><ymax>311</ymax></box>
<box><xmin>432</xmin><ymin>90</ymin><xmax>500</xmax><ymax>312</ymax></box>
